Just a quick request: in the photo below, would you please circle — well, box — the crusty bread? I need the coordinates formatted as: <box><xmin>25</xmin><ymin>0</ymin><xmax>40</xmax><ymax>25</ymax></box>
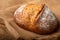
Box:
<box><xmin>14</xmin><ymin>4</ymin><xmax>58</xmax><ymax>34</ymax></box>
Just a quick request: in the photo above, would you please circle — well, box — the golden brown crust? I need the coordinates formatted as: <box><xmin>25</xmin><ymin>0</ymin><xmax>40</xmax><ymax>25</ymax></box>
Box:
<box><xmin>14</xmin><ymin>4</ymin><xmax>44</xmax><ymax>29</ymax></box>
<box><xmin>22</xmin><ymin>4</ymin><xmax>44</xmax><ymax>29</ymax></box>
<box><xmin>14</xmin><ymin>4</ymin><xmax>58</xmax><ymax>34</ymax></box>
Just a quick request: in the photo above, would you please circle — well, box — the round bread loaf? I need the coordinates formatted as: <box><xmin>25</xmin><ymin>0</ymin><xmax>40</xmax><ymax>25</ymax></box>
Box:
<box><xmin>14</xmin><ymin>4</ymin><xmax>58</xmax><ymax>34</ymax></box>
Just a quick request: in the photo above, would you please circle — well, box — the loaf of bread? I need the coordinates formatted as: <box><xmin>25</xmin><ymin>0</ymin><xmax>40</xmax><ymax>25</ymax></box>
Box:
<box><xmin>14</xmin><ymin>4</ymin><xmax>58</xmax><ymax>34</ymax></box>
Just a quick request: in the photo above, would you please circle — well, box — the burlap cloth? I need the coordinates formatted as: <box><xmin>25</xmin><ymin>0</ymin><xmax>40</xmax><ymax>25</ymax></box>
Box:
<box><xmin>0</xmin><ymin>0</ymin><xmax>60</xmax><ymax>40</ymax></box>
